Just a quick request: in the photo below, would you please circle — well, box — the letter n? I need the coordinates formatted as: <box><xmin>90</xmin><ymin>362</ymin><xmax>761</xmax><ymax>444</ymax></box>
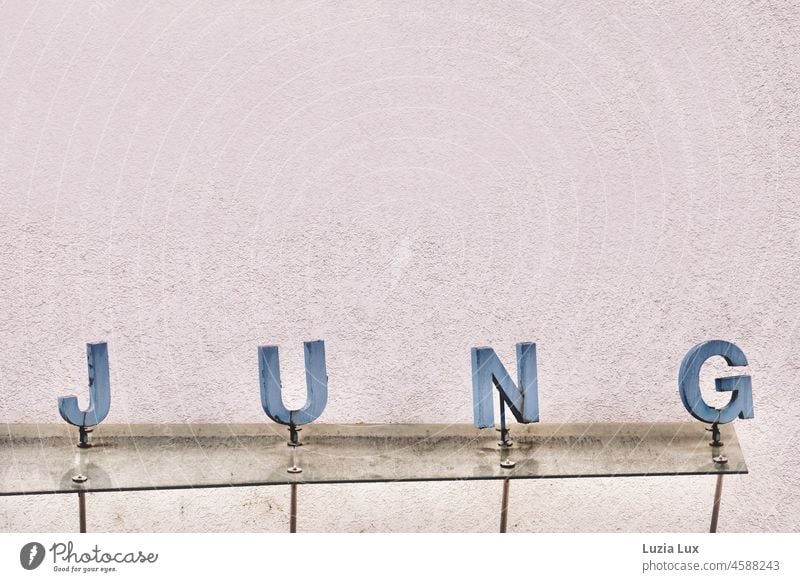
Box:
<box><xmin>471</xmin><ymin>342</ymin><xmax>539</xmax><ymax>429</ymax></box>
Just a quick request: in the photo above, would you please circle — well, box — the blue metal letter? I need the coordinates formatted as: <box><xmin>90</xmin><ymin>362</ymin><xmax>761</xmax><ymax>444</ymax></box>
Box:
<box><xmin>678</xmin><ymin>340</ymin><xmax>754</xmax><ymax>424</ymax></box>
<box><xmin>258</xmin><ymin>340</ymin><xmax>328</xmax><ymax>426</ymax></box>
<box><xmin>471</xmin><ymin>342</ymin><xmax>539</xmax><ymax>429</ymax></box>
<box><xmin>57</xmin><ymin>343</ymin><xmax>111</xmax><ymax>441</ymax></box>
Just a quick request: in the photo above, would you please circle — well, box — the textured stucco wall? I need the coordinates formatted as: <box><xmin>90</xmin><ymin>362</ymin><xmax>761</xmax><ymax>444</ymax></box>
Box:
<box><xmin>1</xmin><ymin>1</ymin><xmax>799</xmax><ymax>532</ymax></box>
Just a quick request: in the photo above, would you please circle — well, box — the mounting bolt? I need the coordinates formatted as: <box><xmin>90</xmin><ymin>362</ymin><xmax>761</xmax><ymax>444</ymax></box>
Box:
<box><xmin>72</xmin><ymin>474</ymin><xmax>88</xmax><ymax>483</ymax></box>
<box><xmin>287</xmin><ymin>425</ymin><xmax>303</xmax><ymax>447</ymax></box>
<box><xmin>707</xmin><ymin>422</ymin><xmax>723</xmax><ymax>447</ymax></box>
<box><xmin>77</xmin><ymin>426</ymin><xmax>93</xmax><ymax>449</ymax></box>
<box><xmin>287</xmin><ymin>466</ymin><xmax>303</xmax><ymax>474</ymax></box>
<box><xmin>496</xmin><ymin>428</ymin><xmax>513</xmax><ymax>448</ymax></box>
<box><xmin>500</xmin><ymin>459</ymin><xmax>516</xmax><ymax>469</ymax></box>
<box><xmin>713</xmin><ymin>455</ymin><xmax>728</xmax><ymax>465</ymax></box>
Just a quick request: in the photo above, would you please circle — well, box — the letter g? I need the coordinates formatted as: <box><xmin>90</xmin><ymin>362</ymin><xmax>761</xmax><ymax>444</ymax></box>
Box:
<box><xmin>678</xmin><ymin>340</ymin><xmax>754</xmax><ymax>424</ymax></box>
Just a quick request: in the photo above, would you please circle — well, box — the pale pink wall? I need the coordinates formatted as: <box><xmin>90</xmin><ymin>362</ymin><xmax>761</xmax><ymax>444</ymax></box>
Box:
<box><xmin>1</xmin><ymin>1</ymin><xmax>798</xmax><ymax>532</ymax></box>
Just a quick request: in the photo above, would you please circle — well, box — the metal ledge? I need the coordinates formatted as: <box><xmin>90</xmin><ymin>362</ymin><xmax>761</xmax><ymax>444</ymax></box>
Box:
<box><xmin>0</xmin><ymin>422</ymin><xmax>746</xmax><ymax>496</ymax></box>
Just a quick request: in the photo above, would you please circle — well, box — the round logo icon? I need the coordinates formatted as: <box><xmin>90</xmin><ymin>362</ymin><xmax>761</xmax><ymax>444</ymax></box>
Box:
<box><xmin>20</xmin><ymin>542</ymin><xmax>45</xmax><ymax>570</ymax></box>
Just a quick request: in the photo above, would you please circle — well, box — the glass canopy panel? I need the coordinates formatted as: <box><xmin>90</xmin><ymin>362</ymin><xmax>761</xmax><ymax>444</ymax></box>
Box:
<box><xmin>0</xmin><ymin>422</ymin><xmax>746</xmax><ymax>495</ymax></box>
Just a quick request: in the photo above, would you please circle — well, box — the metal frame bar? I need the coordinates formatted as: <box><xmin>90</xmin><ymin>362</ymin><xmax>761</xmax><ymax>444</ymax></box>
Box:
<box><xmin>500</xmin><ymin>479</ymin><xmax>510</xmax><ymax>533</ymax></box>
<box><xmin>78</xmin><ymin>492</ymin><xmax>87</xmax><ymax>533</ymax></box>
<box><xmin>290</xmin><ymin>483</ymin><xmax>298</xmax><ymax>533</ymax></box>
<box><xmin>710</xmin><ymin>474</ymin><xmax>724</xmax><ymax>533</ymax></box>
<box><xmin>64</xmin><ymin>473</ymin><xmax>735</xmax><ymax>533</ymax></box>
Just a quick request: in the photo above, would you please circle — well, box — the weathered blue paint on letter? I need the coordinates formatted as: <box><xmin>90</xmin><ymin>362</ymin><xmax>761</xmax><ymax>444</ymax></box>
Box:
<box><xmin>259</xmin><ymin>340</ymin><xmax>328</xmax><ymax>426</ymax></box>
<box><xmin>678</xmin><ymin>340</ymin><xmax>754</xmax><ymax>424</ymax></box>
<box><xmin>57</xmin><ymin>342</ymin><xmax>111</xmax><ymax>429</ymax></box>
<box><xmin>471</xmin><ymin>342</ymin><xmax>539</xmax><ymax>429</ymax></box>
